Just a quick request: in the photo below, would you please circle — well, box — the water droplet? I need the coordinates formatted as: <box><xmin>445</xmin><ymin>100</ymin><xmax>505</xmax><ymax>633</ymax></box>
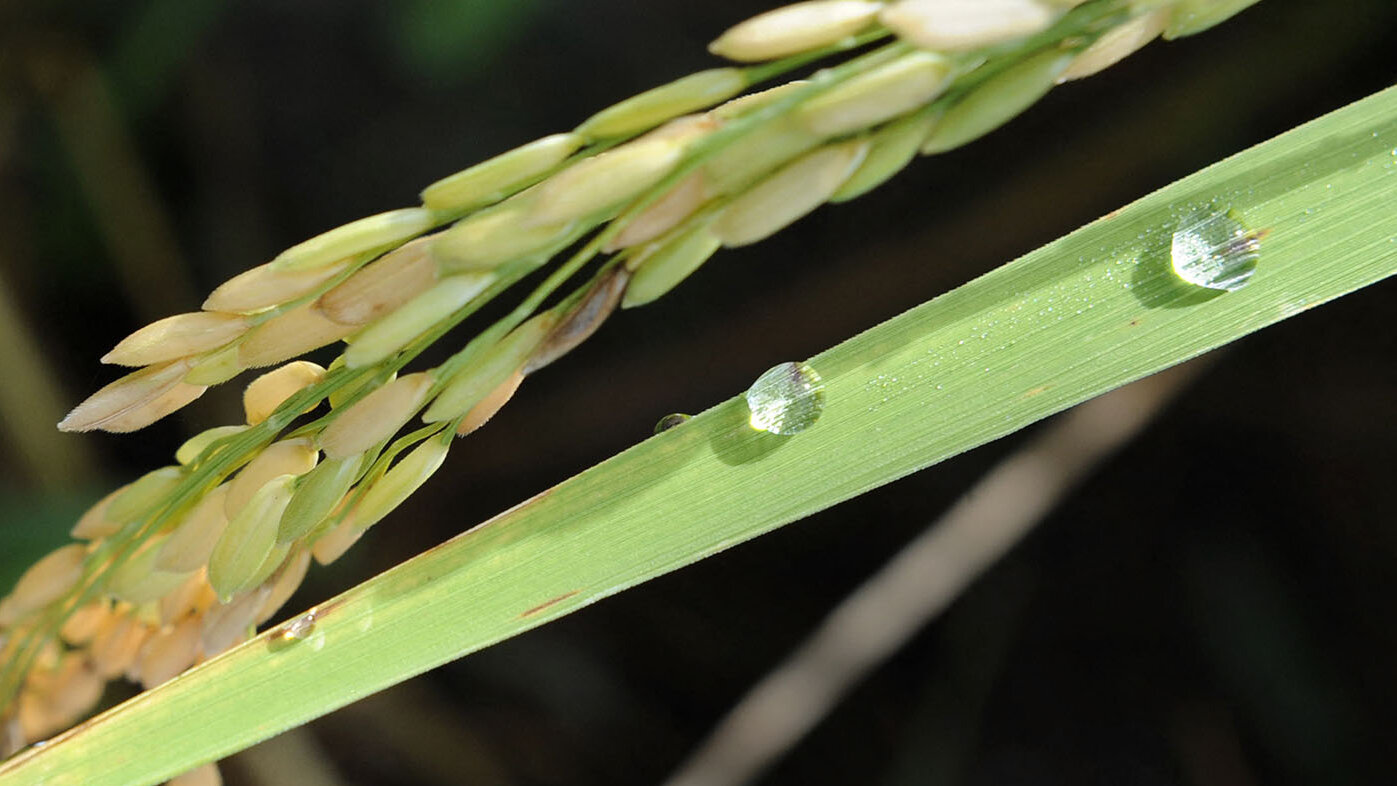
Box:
<box><xmin>1170</xmin><ymin>208</ymin><xmax>1265</xmax><ymax>291</ymax></box>
<box><xmin>278</xmin><ymin>609</ymin><xmax>318</xmax><ymax>642</ymax></box>
<box><xmin>654</xmin><ymin>413</ymin><xmax>691</xmax><ymax>434</ymax></box>
<box><xmin>745</xmin><ymin>362</ymin><xmax>824</xmax><ymax>435</ymax></box>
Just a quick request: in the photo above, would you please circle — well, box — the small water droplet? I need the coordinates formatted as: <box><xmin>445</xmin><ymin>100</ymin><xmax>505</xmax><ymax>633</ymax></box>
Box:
<box><xmin>654</xmin><ymin>413</ymin><xmax>691</xmax><ymax>434</ymax></box>
<box><xmin>278</xmin><ymin>609</ymin><xmax>318</xmax><ymax>642</ymax></box>
<box><xmin>1170</xmin><ymin>208</ymin><xmax>1265</xmax><ymax>291</ymax></box>
<box><xmin>745</xmin><ymin>362</ymin><xmax>824</xmax><ymax>435</ymax></box>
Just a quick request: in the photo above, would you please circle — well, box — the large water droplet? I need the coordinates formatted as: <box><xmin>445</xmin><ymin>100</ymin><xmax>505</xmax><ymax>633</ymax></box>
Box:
<box><xmin>1170</xmin><ymin>209</ymin><xmax>1264</xmax><ymax>291</ymax></box>
<box><xmin>745</xmin><ymin>362</ymin><xmax>824</xmax><ymax>435</ymax></box>
<box><xmin>654</xmin><ymin>413</ymin><xmax>691</xmax><ymax>434</ymax></box>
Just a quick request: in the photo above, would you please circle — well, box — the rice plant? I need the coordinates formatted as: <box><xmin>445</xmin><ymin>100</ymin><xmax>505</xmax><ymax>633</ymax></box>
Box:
<box><xmin>1</xmin><ymin>0</ymin><xmax>1392</xmax><ymax>782</ymax></box>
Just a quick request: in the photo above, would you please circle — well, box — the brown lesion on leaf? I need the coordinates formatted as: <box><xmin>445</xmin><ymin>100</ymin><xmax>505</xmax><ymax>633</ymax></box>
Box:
<box><xmin>519</xmin><ymin>590</ymin><xmax>581</xmax><ymax>618</ymax></box>
<box><xmin>1022</xmin><ymin>385</ymin><xmax>1052</xmax><ymax>398</ymax></box>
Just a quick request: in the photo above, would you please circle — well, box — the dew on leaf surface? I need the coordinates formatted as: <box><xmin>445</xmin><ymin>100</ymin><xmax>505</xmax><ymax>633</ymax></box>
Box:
<box><xmin>277</xmin><ymin>609</ymin><xmax>318</xmax><ymax>643</ymax></box>
<box><xmin>1170</xmin><ymin>208</ymin><xmax>1265</xmax><ymax>291</ymax></box>
<box><xmin>745</xmin><ymin>362</ymin><xmax>824</xmax><ymax>435</ymax></box>
<box><xmin>653</xmin><ymin>413</ymin><xmax>691</xmax><ymax>434</ymax></box>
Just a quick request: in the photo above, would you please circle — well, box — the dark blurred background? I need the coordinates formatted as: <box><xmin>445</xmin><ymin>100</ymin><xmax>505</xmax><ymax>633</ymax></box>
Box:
<box><xmin>1</xmin><ymin>1</ymin><xmax>1395</xmax><ymax>784</ymax></box>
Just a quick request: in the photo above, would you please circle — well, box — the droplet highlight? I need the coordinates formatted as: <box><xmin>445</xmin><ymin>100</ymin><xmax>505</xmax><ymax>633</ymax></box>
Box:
<box><xmin>654</xmin><ymin>413</ymin><xmax>691</xmax><ymax>434</ymax></box>
<box><xmin>1170</xmin><ymin>208</ymin><xmax>1265</xmax><ymax>291</ymax></box>
<box><xmin>745</xmin><ymin>362</ymin><xmax>825</xmax><ymax>435</ymax></box>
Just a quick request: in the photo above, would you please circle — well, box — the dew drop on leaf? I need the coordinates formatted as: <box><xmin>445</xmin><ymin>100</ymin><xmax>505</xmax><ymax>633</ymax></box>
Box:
<box><xmin>654</xmin><ymin>413</ymin><xmax>691</xmax><ymax>434</ymax></box>
<box><xmin>1170</xmin><ymin>208</ymin><xmax>1265</xmax><ymax>291</ymax></box>
<box><xmin>745</xmin><ymin>362</ymin><xmax>825</xmax><ymax>435</ymax></box>
<box><xmin>278</xmin><ymin>609</ymin><xmax>318</xmax><ymax>642</ymax></box>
